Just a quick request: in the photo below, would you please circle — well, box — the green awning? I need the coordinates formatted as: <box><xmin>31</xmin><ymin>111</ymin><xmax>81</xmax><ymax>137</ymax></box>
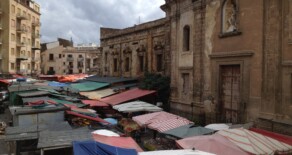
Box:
<box><xmin>50</xmin><ymin>98</ymin><xmax>85</xmax><ymax>108</ymax></box>
<box><xmin>70</xmin><ymin>82</ymin><xmax>109</xmax><ymax>92</ymax></box>
<box><xmin>163</xmin><ymin>125</ymin><xmax>215</xmax><ymax>139</ymax></box>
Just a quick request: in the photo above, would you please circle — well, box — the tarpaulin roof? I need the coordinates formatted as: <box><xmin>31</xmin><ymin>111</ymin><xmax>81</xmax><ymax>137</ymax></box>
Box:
<box><xmin>81</xmin><ymin>100</ymin><xmax>109</xmax><ymax>107</ymax></box>
<box><xmin>249</xmin><ymin>128</ymin><xmax>292</xmax><ymax>145</ymax></box>
<box><xmin>111</xmin><ymin>83</ymin><xmax>137</xmax><ymax>90</ymax></box>
<box><xmin>50</xmin><ymin>98</ymin><xmax>85</xmax><ymax>108</ymax></box>
<box><xmin>73</xmin><ymin>140</ymin><xmax>137</xmax><ymax>155</ymax></box>
<box><xmin>100</xmin><ymin>88</ymin><xmax>156</xmax><ymax>106</ymax></box>
<box><xmin>113</xmin><ymin>101</ymin><xmax>162</xmax><ymax>113</ymax></box>
<box><xmin>92</xmin><ymin>134</ymin><xmax>143</xmax><ymax>152</ymax></box>
<box><xmin>80</xmin><ymin>88</ymin><xmax>117</xmax><ymax>100</ymax></box>
<box><xmin>176</xmin><ymin>134</ymin><xmax>249</xmax><ymax>155</ymax></box>
<box><xmin>48</xmin><ymin>81</ymin><xmax>69</xmax><ymax>87</ymax></box>
<box><xmin>163</xmin><ymin>125</ymin><xmax>215</xmax><ymax>139</ymax></box>
<box><xmin>85</xmin><ymin>75</ymin><xmax>138</xmax><ymax>84</ymax></box>
<box><xmin>70</xmin><ymin>82</ymin><xmax>109</xmax><ymax>92</ymax></box>
<box><xmin>217</xmin><ymin>128</ymin><xmax>292</xmax><ymax>155</ymax></box>
<box><xmin>66</xmin><ymin>110</ymin><xmax>109</xmax><ymax>124</ymax></box>
<box><xmin>17</xmin><ymin>91</ymin><xmax>50</xmax><ymax>98</ymax></box>
<box><xmin>138</xmin><ymin>149</ymin><xmax>215</xmax><ymax>155</ymax></box>
<box><xmin>38</xmin><ymin>127</ymin><xmax>92</xmax><ymax>149</ymax></box>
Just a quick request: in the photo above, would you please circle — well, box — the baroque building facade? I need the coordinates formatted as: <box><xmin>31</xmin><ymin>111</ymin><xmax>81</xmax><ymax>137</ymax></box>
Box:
<box><xmin>100</xmin><ymin>18</ymin><xmax>171</xmax><ymax>78</ymax></box>
<box><xmin>101</xmin><ymin>0</ymin><xmax>292</xmax><ymax>134</ymax></box>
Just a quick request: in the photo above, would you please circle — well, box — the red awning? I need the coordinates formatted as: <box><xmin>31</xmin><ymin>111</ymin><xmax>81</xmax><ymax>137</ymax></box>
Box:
<box><xmin>92</xmin><ymin>134</ymin><xmax>143</xmax><ymax>152</ymax></box>
<box><xmin>100</xmin><ymin>88</ymin><xmax>156</xmax><ymax>106</ymax></box>
<box><xmin>66</xmin><ymin>110</ymin><xmax>109</xmax><ymax>124</ymax></box>
<box><xmin>249</xmin><ymin>128</ymin><xmax>292</xmax><ymax>145</ymax></box>
<box><xmin>81</xmin><ymin>100</ymin><xmax>109</xmax><ymax>107</ymax></box>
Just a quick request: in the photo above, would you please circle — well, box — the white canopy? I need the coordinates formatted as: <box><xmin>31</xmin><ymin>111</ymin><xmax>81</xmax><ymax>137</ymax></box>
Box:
<box><xmin>113</xmin><ymin>101</ymin><xmax>162</xmax><ymax>113</ymax></box>
<box><xmin>205</xmin><ymin>123</ymin><xmax>230</xmax><ymax>131</ymax></box>
<box><xmin>139</xmin><ymin>149</ymin><xmax>215</xmax><ymax>155</ymax></box>
<box><xmin>91</xmin><ymin>129</ymin><xmax>120</xmax><ymax>137</ymax></box>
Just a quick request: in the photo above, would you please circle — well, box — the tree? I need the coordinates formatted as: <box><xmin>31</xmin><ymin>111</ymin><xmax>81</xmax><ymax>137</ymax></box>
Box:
<box><xmin>139</xmin><ymin>72</ymin><xmax>170</xmax><ymax>111</ymax></box>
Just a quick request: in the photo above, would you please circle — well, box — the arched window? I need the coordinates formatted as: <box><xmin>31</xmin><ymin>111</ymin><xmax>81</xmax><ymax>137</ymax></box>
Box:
<box><xmin>222</xmin><ymin>0</ymin><xmax>238</xmax><ymax>33</ymax></box>
<box><xmin>183</xmin><ymin>25</ymin><xmax>190</xmax><ymax>51</ymax></box>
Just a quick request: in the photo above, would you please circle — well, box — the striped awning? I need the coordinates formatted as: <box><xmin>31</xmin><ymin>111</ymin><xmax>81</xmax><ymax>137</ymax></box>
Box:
<box><xmin>217</xmin><ymin>128</ymin><xmax>292</xmax><ymax>155</ymax></box>
<box><xmin>148</xmin><ymin>118</ymin><xmax>192</xmax><ymax>132</ymax></box>
<box><xmin>132</xmin><ymin>111</ymin><xmax>192</xmax><ymax>132</ymax></box>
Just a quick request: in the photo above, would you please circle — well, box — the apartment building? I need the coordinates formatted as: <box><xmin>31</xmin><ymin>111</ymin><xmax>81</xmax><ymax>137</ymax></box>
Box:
<box><xmin>41</xmin><ymin>39</ymin><xmax>101</xmax><ymax>75</ymax></box>
<box><xmin>0</xmin><ymin>0</ymin><xmax>41</xmax><ymax>75</ymax></box>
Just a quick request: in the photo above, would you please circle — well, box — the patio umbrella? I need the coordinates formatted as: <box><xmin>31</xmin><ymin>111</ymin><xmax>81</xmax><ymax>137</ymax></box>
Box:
<box><xmin>92</xmin><ymin>129</ymin><xmax>120</xmax><ymax>137</ymax></box>
<box><xmin>176</xmin><ymin>134</ymin><xmax>249</xmax><ymax>155</ymax></box>
<box><xmin>205</xmin><ymin>123</ymin><xmax>230</xmax><ymax>131</ymax></box>
<box><xmin>163</xmin><ymin>125</ymin><xmax>215</xmax><ymax>139</ymax></box>
<box><xmin>217</xmin><ymin>128</ymin><xmax>292</xmax><ymax>155</ymax></box>
<box><xmin>113</xmin><ymin>101</ymin><xmax>162</xmax><ymax>113</ymax></box>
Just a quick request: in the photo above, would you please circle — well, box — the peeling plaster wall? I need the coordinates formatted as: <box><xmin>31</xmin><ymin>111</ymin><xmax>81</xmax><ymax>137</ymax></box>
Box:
<box><xmin>203</xmin><ymin>1</ymin><xmax>220</xmax><ymax>98</ymax></box>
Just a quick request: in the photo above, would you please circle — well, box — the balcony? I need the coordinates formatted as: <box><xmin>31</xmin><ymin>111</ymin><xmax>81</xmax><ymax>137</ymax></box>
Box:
<box><xmin>16</xmin><ymin>53</ymin><xmax>28</xmax><ymax>60</ymax></box>
<box><xmin>16</xmin><ymin>41</ymin><xmax>26</xmax><ymax>47</ymax></box>
<box><xmin>32</xmin><ymin>44</ymin><xmax>40</xmax><ymax>50</ymax></box>
<box><xmin>77</xmin><ymin>57</ymin><xmax>84</xmax><ymax>62</ymax></box>
<box><xmin>32</xmin><ymin>33</ymin><xmax>41</xmax><ymax>39</ymax></box>
<box><xmin>67</xmin><ymin>57</ymin><xmax>74</xmax><ymax>62</ymax></box>
<box><xmin>32</xmin><ymin>21</ymin><xmax>41</xmax><ymax>27</ymax></box>
<box><xmin>16</xmin><ymin>26</ymin><xmax>27</xmax><ymax>33</ymax></box>
<box><xmin>16</xmin><ymin>13</ymin><xmax>28</xmax><ymax>20</ymax></box>
<box><xmin>31</xmin><ymin>56</ymin><xmax>40</xmax><ymax>62</ymax></box>
<box><xmin>68</xmin><ymin>65</ymin><xmax>73</xmax><ymax>69</ymax></box>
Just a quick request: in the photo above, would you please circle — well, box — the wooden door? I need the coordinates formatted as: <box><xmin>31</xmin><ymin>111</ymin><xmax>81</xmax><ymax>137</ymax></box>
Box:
<box><xmin>219</xmin><ymin>65</ymin><xmax>241</xmax><ymax>123</ymax></box>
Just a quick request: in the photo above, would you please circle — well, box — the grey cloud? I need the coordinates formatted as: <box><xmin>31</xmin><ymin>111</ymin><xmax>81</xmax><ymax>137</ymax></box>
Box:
<box><xmin>34</xmin><ymin>0</ymin><xmax>165</xmax><ymax>45</ymax></box>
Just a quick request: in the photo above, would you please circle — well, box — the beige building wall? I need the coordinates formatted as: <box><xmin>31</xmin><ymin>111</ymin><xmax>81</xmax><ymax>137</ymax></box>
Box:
<box><xmin>0</xmin><ymin>0</ymin><xmax>41</xmax><ymax>75</ymax></box>
<box><xmin>41</xmin><ymin>43</ymin><xmax>101</xmax><ymax>75</ymax></box>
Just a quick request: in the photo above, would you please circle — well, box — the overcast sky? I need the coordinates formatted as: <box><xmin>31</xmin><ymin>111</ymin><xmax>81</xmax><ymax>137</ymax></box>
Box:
<box><xmin>34</xmin><ymin>0</ymin><xmax>166</xmax><ymax>45</ymax></box>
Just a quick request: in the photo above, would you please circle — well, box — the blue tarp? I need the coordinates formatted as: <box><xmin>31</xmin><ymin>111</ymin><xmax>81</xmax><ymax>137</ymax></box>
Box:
<box><xmin>73</xmin><ymin>140</ymin><xmax>137</xmax><ymax>155</ymax></box>
<box><xmin>48</xmin><ymin>81</ymin><xmax>69</xmax><ymax>87</ymax></box>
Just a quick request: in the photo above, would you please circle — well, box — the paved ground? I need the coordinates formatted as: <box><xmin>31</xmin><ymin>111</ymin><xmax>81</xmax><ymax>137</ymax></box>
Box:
<box><xmin>0</xmin><ymin>107</ymin><xmax>12</xmax><ymax>155</ymax></box>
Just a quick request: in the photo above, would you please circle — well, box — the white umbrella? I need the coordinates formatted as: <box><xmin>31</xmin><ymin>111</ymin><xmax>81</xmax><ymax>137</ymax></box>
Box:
<box><xmin>205</xmin><ymin>123</ymin><xmax>230</xmax><ymax>131</ymax></box>
<box><xmin>91</xmin><ymin>129</ymin><xmax>120</xmax><ymax>137</ymax></box>
<box><xmin>113</xmin><ymin>101</ymin><xmax>162</xmax><ymax>113</ymax></box>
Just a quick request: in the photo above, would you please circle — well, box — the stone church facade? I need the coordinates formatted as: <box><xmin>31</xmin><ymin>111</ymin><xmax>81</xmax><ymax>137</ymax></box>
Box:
<box><xmin>101</xmin><ymin>0</ymin><xmax>292</xmax><ymax>134</ymax></box>
<box><xmin>100</xmin><ymin>19</ymin><xmax>171</xmax><ymax>78</ymax></box>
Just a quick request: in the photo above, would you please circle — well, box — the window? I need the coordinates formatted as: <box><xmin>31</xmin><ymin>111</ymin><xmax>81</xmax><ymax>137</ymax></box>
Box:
<box><xmin>11</xmin><ymin>33</ymin><xmax>15</xmax><ymax>42</ymax></box>
<box><xmin>183</xmin><ymin>25</ymin><xmax>190</xmax><ymax>51</ymax></box>
<box><xmin>63</xmin><ymin>62</ymin><xmax>65</xmax><ymax>65</ymax></box>
<box><xmin>49</xmin><ymin>54</ymin><xmax>54</xmax><ymax>61</ymax></box>
<box><xmin>156</xmin><ymin>54</ymin><xmax>163</xmax><ymax>72</ymax></box>
<box><xmin>124</xmin><ymin>57</ymin><xmax>130</xmax><ymax>72</ymax></box>
<box><xmin>59</xmin><ymin>54</ymin><xmax>62</xmax><ymax>58</ymax></box>
<box><xmin>105</xmin><ymin>53</ymin><xmax>108</xmax><ymax>64</ymax></box>
<box><xmin>182</xmin><ymin>73</ymin><xmax>190</xmax><ymax>93</ymax></box>
<box><xmin>28</xmin><ymin>14</ymin><xmax>31</xmax><ymax>21</ymax></box>
<box><xmin>11</xmin><ymin>19</ymin><xmax>15</xmax><ymax>27</ymax></box>
<box><xmin>11</xmin><ymin>48</ymin><xmax>15</xmax><ymax>55</ymax></box>
<box><xmin>114</xmin><ymin>58</ymin><xmax>118</xmax><ymax>72</ymax></box>
<box><xmin>11</xmin><ymin>63</ymin><xmax>15</xmax><ymax>70</ymax></box>
<box><xmin>68</xmin><ymin>54</ymin><xmax>72</xmax><ymax>58</ymax></box>
<box><xmin>11</xmin><ymin>5</ymin><xmax>15</xmax><ymax>14</ymax></box>
<box><xmin>139</xmin><ymin>56</ymin><xmax>144</xmax><ymax>72</ymax></box>
<box><xmin>79</xmin><ymin>69</ymin><xmax>82</xmax><ymax>73</ymax></box>
<box><xmin>17</xmin><ymin>8</ymin><xmax>20</xmax><ymax>14</ymax></box>
<box><xmin>221</xmin><ymin>0</ymin><xmax>239</xmax><ymax>34</ymax></box>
